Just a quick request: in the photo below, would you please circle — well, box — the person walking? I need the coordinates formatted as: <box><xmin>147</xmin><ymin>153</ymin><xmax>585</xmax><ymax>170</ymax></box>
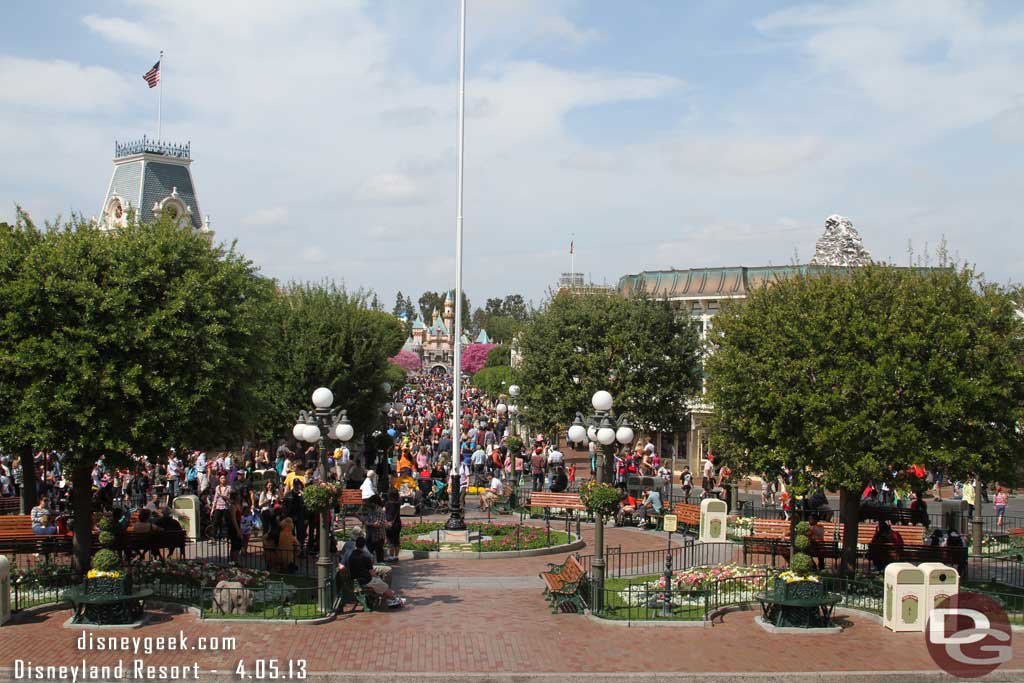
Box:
<box><xmin>962</xmin><ymin>476</ymin><xmax>976</xmax><ymax>521</ymax></box>
<box><xmin>530</xmin><ymin>447</ymin><xmax>546</xmax><ymax>493</ymax></box>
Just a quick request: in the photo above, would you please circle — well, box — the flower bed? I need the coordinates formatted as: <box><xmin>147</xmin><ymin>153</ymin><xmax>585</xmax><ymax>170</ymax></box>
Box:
<box><xmin>131</xmin><ymin>559</ymin><xmax>269</xmax><ymax>588</ymax></box>
<box><xmin>11</xmin><ymin>563</ymin><xmax>76</xmax><ymax>589</ymax></box>
<box><xmin>398</xmin><ymin>522</ymin><xmax>570</xmax><ymax>552</ymax></box>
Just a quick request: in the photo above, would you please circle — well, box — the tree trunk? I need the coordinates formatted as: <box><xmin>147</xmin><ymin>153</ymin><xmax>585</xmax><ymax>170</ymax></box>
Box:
<box><xmin>839</xmin><ymin>488</ymin><xmax>860</xmax><ymax>577</ymax></box>
<box><xmin>71</xmin><ymin>464</ymin><xmax>94</xmax><ymax>578</ymax></box>
<box><xmin>18</xmin><ymin>445</ymin><xmax>37</xmax><ymax>514</ymax></box>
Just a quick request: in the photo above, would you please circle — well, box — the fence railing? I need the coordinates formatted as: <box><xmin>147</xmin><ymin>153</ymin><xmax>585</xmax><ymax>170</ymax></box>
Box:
<box><xmin>10</xmin><ymin>569</ymin><xmax>333</xmax><ymax>620</ymax></box>
<box><xmin>589</xmin><ymin>570</ymin><xmax>887</xmax><ymax>622</ymax></box>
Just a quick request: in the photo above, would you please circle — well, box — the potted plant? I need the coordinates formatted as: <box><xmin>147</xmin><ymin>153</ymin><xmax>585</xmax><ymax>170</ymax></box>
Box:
<box><xmin>86</xmin><ymin>549</ymin><xmax>129</xmax><ymax>595</ymax></box>
<box><xmin>579</xmin><ymin>481</ymin><xmax>620</xmax><ymax>522</ymax></box>
<box><xmin>303</xmin><ymin>482</ymin><xmax>340</xmax><ymax>515</ymax></box>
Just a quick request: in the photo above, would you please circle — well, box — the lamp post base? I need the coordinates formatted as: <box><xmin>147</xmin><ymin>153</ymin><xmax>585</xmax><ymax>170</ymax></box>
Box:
<box><xmin>445</xmin><ymin>473</ymin><xmax>467</xmax><ymax>531</ymax></box>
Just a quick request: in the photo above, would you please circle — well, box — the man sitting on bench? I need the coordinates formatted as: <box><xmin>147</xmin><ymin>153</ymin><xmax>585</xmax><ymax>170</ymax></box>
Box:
<box><xmin>638</xmin><ymin>486</ymin><xmax>663</xmax><ymax>529</ymax></box>
<box><xmin>479</xmin><ymin>469</ymin><xmax>504</xmax><ymax>511</ymax></box>
<box><xmin>616</xmin><ymin>491</ymin><xmax>638</xmax><ymax>526</ymax></box>
<box><xmin>347</xmin><ymin>536</ymin><xmax>406</xmax><ymax>609</ymax></box>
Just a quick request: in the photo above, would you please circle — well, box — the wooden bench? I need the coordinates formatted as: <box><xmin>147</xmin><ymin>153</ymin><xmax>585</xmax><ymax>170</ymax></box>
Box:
<box><xmin>672</xmin><ymin>503</ymin><xmax>701</xmax><ymax>535</ymax></box>
<box><xmin>0</xmin><ymin>498</ymin><xmax>20</xmax><ymax>515</ymax></box>
<box><xmin>859</xmin><ymin>505</ymin><xmax>930</xmax><ymax>526</ymax></box>
<box><xmin>742</xmin><ymin>536</ymin><xmax>792</xmax><ymax>567</ymax></box>
<box><xmin>751</xmin><ymin>518</ymin><xmax>792</xmax><ymax>540</ymax></box>
<box><xmin>529</xmin><ymin>492</ymin><xmax>586</xmax><ymax>513</ymax></box>
<box><xmin>539</xmin><ymin>555</ymin><xmax>587</xmax><ymax>613</ymax></box>
<box><xmin>530</xmin><ymin>492</ymin><xmax>587</xmax><ymax>532</ymax></box>
<box><xmin>337</xmin><ymin>489</ymin><xmax>366</xmax><ymax>530</ymax></box>
<box><xmin>818</xmin><ymin>522</ymin><xmax>925</xmax><ymax>547</ymax></box>
<box><xmin>0</xmin><ymin>515</ymin><xmax>43</xmax><ymax>539</ymax></box>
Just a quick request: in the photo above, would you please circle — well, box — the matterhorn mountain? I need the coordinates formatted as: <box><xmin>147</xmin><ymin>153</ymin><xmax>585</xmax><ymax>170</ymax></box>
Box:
<box><xmin>809</xmin><ymin>214</ymin><xmax>872</xmax><ymax>267</ymax></box>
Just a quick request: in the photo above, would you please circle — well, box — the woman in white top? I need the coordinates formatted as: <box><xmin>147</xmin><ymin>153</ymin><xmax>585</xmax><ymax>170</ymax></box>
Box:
<box><xmin>360</xmin><ymin>470</ymin><xmax>377</xmax><ymax>500</ymax></box>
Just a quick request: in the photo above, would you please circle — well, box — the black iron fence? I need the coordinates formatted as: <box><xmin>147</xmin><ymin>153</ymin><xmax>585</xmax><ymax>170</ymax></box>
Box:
<box><xmin>10</xmin><ymin>567</ymin><xmax>333</xmax><ymax>620</ymax></box>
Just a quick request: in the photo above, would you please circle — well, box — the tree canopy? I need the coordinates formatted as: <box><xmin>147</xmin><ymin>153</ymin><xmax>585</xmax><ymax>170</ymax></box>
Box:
<box><xmin>704</xmin><ymin>264</ymin><xmax>1024</xmax><ymax>572</ymax></box>
<box><xmin>0</xmin><ymin>216</ymin><xmax>275</xmax><ymax>570</ymax></box>
<box><xmin>260</xmin><ymin>283</ymin><xmax>405</xmax><ymax>438</ymax></box>
<box><xmin>705</xmin><ymin>264</ymin><xmax>1024</xmax><ymax>489</ymax></box>
<box><xmin>514</xmin><ymin>290</ymin><xmax>703</xmax><ymax>434</ymax></box>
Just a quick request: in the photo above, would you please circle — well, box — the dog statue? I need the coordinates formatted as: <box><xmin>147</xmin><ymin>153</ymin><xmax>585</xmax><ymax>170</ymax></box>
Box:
<box><xmin>212</xmin><ymin>580</ymin><xmax>255</xmax><ymax>615</ymax></box>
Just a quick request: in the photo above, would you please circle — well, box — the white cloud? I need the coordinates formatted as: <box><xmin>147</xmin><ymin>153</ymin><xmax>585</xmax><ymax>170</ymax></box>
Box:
<box><xmin>82</xmin><ymin>14</ymin><xmax>160</xmax><ymax>51</ymax></box>
<box><xmin>240</xmin><ymin>206</ymin><xmax>289</xmax><ymax>227</ymax></box>
<box><xmin>0</xmin><ymin>57</ymin><xmax>131</xmax><ymax>112</ymax></box>
<box><xmin>354</xmin><ymin>174</ymin><xmax>427</xmax><ymax>205</ymax></box>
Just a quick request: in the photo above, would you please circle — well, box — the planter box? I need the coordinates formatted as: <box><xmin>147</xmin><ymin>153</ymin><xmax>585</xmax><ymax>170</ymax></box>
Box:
<box><xmin>85</xmin><ymin>575</ymin><xmax>131</xmax><ymax>596</ymax></box>
<box><xmin>772</xmin><ymin>578</ymin><xmax>824</xmax><ymax>600</ymax></box>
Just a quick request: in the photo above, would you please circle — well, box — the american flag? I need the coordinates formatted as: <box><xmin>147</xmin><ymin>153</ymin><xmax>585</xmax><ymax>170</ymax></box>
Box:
<box><xmin>143</xmin><ymin>61</ymin><xmax>160</xmax><ymax>88</ymax></box>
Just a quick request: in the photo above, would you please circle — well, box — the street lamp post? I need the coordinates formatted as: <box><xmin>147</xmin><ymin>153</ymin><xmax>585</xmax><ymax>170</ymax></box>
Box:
<box><xmin>293</xmin><ymin>387</ymin><xmax>354</xmax><ymax>613</ymax></box>
<box><xmin>568</xmin><ymin>390</ymin><xmax>634</xmax><ymax>612</ymax></box>
<box><xmin>508</xmin><ymin>385</ymin><xmax>521</xmax><ymax>485</ymax></box>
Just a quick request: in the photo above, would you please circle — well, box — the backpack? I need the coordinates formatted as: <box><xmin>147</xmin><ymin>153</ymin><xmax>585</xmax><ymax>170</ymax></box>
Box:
<box><xmin>185</xmin><ymin>466</ymin><xmax>198</xmax><ymax>483</ymax></box>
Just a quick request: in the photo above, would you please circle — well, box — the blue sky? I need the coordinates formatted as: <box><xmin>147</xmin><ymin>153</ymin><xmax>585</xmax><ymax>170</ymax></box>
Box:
<box><xmin>1</xmin><ymin>0</ymin><xmax>1022</xmax><ymax>308</ymax></box>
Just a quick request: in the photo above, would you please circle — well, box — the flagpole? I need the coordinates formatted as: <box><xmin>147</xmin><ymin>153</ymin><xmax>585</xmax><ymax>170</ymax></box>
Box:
<box><xmin>571</xmin><ymin>232</ymin><xmax>575</xmax><ymax>286</ymax></box>
<box><xmin>157</xmin><ymin>50</ymin><xmax>164</xmax><ymax>140</ymax></box>
<box><xmin>447</xmin><ymin>0</ymin><xmax>467</xmax><ymax>532</ymax></box>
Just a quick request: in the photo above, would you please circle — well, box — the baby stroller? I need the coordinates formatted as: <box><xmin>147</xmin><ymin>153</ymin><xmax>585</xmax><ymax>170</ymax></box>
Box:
<box><xmin>421</xmin><ymin>478</ymin><xmax>450</xmax><ymax>515</ymax></box>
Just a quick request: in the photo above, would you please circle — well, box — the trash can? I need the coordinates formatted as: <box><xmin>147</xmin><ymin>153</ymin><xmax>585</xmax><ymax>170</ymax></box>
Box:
<box><xmin>884</xmin><ymin>563</ymin><xmax>927</xmax><ymax>632</ymax></box>
<box><xmin>700</xmin><ymin>498</ymin><xmax>728</xmax><ymax>543</ymax></box>
<box><xmin>172</xmin><ymin>494</ymin><xmax>200</xmax><ymax>542</ymax></box>
<box><xmin>918</xmin><ymin>562</ymin><xmax>960</xmax><ymax>614</ymax></box>
<box><xmin>0</xmin><ymin>554</ymin><xmax>10</xmax><ymax>626</ymax></box>
<box><xmin>940</xmin><ymin>499</ymin><xmax>966</xmax><ymax>535</ymax></box>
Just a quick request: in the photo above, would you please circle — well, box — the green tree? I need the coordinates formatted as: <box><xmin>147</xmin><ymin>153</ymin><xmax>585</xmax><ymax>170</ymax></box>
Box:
<box><xmin>418</xmin><ymin>291</ymin><xmax>445</xmax><ymax>322</ymax></box>
<box><xmin>485</xmin><ymin>344</ymin><xmax>511</xmax><ymax>367</ymax></box>
<box><xmin>260</xmin><ymin>283</ymin><xmax>405</xmax><ymax>439</ymax></box>
<box><xmin>502</xmin><ymin>294</ymin><xmax>529</xmax><ymax>321</ymax></box>
<box><xmin>471</xmin><ymin>365</ymin><xmax>513</xmax><ymax>397</ymax></box>
<box><xmin>0</xmin><ymin>217</ymin><xmax>275</xmax><ymax>573</ymax></box>
<box><xmin>514</xmin><ymin>290</ymin><xmax>703</xmax><ymax>435</ymax></box>
<box><xmin>0</xmin><ymin>211</ymin><xmax>43</xmax><ymax>513</ymax></box>
<box><xmin>704</xmin><ymin>265</ymin><xmax>1024</xmax><ymax>574</ymax></box>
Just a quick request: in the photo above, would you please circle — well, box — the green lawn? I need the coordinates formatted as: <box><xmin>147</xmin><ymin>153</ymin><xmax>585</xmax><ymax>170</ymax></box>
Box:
<box><xmin>597</xmin><ymin>574</ymin><xmax>706</xmax><ymax>621</ymax></box>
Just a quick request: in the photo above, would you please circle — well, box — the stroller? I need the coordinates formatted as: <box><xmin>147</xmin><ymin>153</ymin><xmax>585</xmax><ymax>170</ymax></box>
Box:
<box><xmin>421</xmin><ymin>478</ymin><xmax>450</xmax><ymax>515</ymax></box>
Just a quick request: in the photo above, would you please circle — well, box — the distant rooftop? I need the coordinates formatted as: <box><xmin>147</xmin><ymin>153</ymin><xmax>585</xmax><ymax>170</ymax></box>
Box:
<box><xmin>115</xmin><ymin>136</ymin><xmax>191</xmax><ymax>160</ymax></box>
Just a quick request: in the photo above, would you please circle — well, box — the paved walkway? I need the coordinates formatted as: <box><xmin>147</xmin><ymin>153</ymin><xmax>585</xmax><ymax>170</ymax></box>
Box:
<box><xmin>2</xmin><ymin>525</ymin><xmax>1023</xmax><ymax>680</ymax></box>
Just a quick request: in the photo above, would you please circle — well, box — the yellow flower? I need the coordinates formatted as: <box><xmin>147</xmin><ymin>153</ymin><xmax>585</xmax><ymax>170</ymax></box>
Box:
<box><xmin>87</xmin><ymin>570</ymin><xmax>122</xmax><ymax>579</ymax></box>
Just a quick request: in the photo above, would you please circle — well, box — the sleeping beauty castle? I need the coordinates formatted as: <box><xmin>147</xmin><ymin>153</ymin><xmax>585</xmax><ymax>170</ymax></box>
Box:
<box><xmin>401</xmin><ymin>290</ymin><xmax>490</xmax><ymax>372</ymax></box>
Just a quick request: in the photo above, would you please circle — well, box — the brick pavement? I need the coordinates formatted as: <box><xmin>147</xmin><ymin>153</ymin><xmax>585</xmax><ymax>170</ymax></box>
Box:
<box><xmin>2</xmin><ymin>525</ymin><xmax>1023</xmax><ymax>679</ymax></box>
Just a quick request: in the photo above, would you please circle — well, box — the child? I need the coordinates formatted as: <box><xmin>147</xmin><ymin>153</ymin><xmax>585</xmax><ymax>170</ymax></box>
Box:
<box><xmin>680</xmin><ymin>466</ymin><xmax>693</xmax><ymax>504</ymax></box>
<box><xmin>240</xmin><ymin>503</ymin><xmax>256</xmax><ymax>544</ymax></box>
<box><xmin>567</xmin><ymin>463</ymin><xmax>576</xmax><ymax>486</ymax></box>
<box><xmin>995</xmin><ymin>487</ymin><xmax>1008</xmax><ymax>529</ymax></box>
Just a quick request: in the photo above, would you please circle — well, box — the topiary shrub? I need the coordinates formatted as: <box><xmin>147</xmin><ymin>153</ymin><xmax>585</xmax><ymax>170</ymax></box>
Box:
<box><xmin>506</xmin><ymin>435</ymin><xmax>523</xmax><ymax>455</ymax></box>
<box><xmin>793</xmin><ymin>534</ymin><xmax>811</xmax><ymax>552</ymax></box>
<box><xmin>794</xmin><ymin>521</ymin><xmax>810</xmax><ymax>537</ymax></box>
<box><xmin>98</xmin><ymin>531</ymin><xmax>116</xmax><ymax>546</ymax></box>
<box><xmin>789</xmin><ymin>552</ymin><xmax>815</xmax><ymax>576</ymax></box>
<box><xmin>97</xmin><ymin>517</ymin><xmax>114</xmax><ymax>533</ymax></box>
<box><xmin>90</xmin><ymin>549</ymin><xmax>121</xmax><ymax>572</ymax></box>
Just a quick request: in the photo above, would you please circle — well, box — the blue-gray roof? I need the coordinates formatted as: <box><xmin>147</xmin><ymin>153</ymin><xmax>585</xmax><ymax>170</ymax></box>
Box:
<box><xmin>140</xmin><ymin>161</ymin><xmax>201</xmax><ymax>229</ymax></box>
<box><xmin>106</xmin><ymin>160</ymin><xmax>143</xmax><ymax>211</ymax></box>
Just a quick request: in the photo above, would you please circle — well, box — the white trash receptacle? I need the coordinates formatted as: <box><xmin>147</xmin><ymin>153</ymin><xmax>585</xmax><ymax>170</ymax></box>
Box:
<box><xmin>700</xmin><ymin>499</ymin><xmax>728</xmax><ymax>543</ymax></box>
<box><xmin>172</xmin><ymin>494</ymin><xmax>201</xmax><ymax>542</ymax></box>
<box><xmin>918</xmin><ymin>562</ymin><xmax>960</xmax><ymax>614</ymax></box>
<box><xmin>0</xmin><ymin>554</ymin><xmax>11</xmax><ymax>625</ymax></box>
<box><xmin>884</xmin><ymin>563</ymin><xmax>927</xmax><ymax>632</ymax></box>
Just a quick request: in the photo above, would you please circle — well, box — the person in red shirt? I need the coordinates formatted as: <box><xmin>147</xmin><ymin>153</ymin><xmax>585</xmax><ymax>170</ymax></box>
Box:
<box><xmin>616</xmin><ymin>492</ymin><xmax>638</xmax><ymax>526</ymax></box>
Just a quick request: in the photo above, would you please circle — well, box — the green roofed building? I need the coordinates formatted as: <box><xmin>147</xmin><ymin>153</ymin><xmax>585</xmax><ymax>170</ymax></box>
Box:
<box><xmin>616</xmin><ymin>214</ymin><xmax>875</xmax><ymax>474</ymax></box>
